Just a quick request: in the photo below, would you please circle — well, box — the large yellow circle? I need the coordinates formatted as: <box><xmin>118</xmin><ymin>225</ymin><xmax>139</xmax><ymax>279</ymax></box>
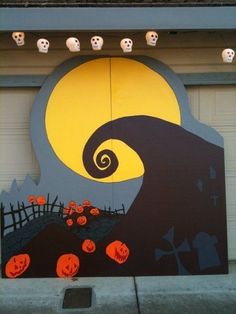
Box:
<box><xmin>45</xmin><ymin>58</ymin><xmax>180</xmax><ymax>182</ymax></box>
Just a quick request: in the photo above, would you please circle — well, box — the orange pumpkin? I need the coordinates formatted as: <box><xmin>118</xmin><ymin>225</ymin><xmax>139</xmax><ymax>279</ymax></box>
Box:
<box><xmin>76</xmin><ymin>205</ymin><xmax>84</xmax><ymax>214</ymax></box>
<box><xmin>90</xmin><ymin>207</ymin><xmax>100</xmax><ymax>216</ymax></box>
<box><xmin>82</xmin><ymin>239</ymin><xmax>96</xmax><ymax>253</ymax></box>
<box><xmin>36</xmin><ymin>195</ymin><xmax>46</xmax><ymax>205</ymax></box>
<box><xmin>77</xmin><ymin>215</ymin><xmax>87</xmax><ymax>226</ymax></box>
<box><xmin>27</xmin><ymin>195</ymin><xmax>36</xmax><ymax>203</ymax></box>
<box><xmin>5</xmin><ymin>254</ymin><xmax>31</xmax><ymax>278</ymax></box>
<box><xmin>63</xmin><ymin>207</ymin><xmax>70</xmax><ymax>215</ymax></box>
<box><xmin>106</xmin><ymin>240</ymin><xmax>130</xmax><ymax>264</ymax></box>
<box><xmin>66</xmin><ymin>218</ymin><xmax>73</xmax><ymax>227</ymax></box>
<box><xmin>82</xmin><ymin>200</ymin><xmax>91</xmax><ymax>207</ymax></box>
<box><xmin>56</xmin><ymin>253</ymin><xmax>80</xmax><ymax>278</ymax></box>
<box><xmin>68</xmin><ymin>201</ymin><xmax>77</xmax><ymax>209</ymax></box>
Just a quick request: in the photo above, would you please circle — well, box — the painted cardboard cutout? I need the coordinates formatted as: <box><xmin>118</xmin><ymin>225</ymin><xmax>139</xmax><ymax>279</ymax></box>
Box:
<box><xmin>0</xmin><ymin>56</ymin><xmax>228</xmax><ymax>277</ymax></box>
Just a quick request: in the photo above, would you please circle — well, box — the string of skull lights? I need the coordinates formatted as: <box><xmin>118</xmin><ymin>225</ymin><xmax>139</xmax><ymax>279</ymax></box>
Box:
<box><xmin>11</xmin><ymin>31</ymin><xmax>235</xmax><ymax>63</ymax></box>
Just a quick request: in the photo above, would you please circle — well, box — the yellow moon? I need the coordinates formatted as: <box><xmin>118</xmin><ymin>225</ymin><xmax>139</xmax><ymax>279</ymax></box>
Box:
<box><xmin>45</xmin><ymin>58</ymin><xmax>181</xmax><ymax>182</ymax></box>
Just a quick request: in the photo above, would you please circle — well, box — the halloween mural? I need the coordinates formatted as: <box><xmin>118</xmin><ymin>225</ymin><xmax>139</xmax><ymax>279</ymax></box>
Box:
<box><xmin>0</xmin><ymin>56</ymin><xmax>228</xmax><ymax>278</ymax></box>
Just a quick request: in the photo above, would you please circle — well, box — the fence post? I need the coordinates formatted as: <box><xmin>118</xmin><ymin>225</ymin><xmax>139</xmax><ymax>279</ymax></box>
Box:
<box><xmin>0</xmin><ymin>202</ymin><xmax>5</xmax><ymax>238</ymax></box>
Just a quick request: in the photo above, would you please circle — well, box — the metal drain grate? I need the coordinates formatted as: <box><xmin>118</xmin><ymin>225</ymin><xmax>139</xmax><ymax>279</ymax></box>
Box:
<box><xmin>62</xmin><ymin>288</ymin><xmax>92</xmax><ymax>309</ymax></box>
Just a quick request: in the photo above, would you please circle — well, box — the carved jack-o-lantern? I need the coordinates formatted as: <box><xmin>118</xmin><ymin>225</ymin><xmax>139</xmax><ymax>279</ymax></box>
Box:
<box><xmin>66</xmin><ymin>218</ymin><xmax>73</xmax><ymax>227</ymax></box>
<box><xmin>36</xmin><ymin>195</ymin><xmax>46</xmax><ymax>205</ymax></box>
<box><xmin>90</xmin><ymin>207</ymin><xmax>100</xmax><ymax>216</ymax></box>
<box><xmin>76</xmin><ymin>205</ymin><xmax>84</xmax><ymax>214</ymax></box>
<box><xmin>77</xmin><ymin>215</ymin><xmax>87</xmax><ymax>226</ymax></box>
<box><xmin>68</xmin><ymin>200</ymin><xmax>77</xmax><ymax>209</ymax></box>
<box><xmin>56</xmin><ymin>253</ymin><xmax>80</xmax><ymax>278</ymax></box>
<box><xmin>82</xmin><ymin>200</ymin><xmax>91</xmax><ymax>207</ymax></box>
<box><xmin>5</xmin><ymin>254</ymin><xmax>31</xmax><ymax>278</ymax></box>
<box><xmin>82</xmin><ymin>239</ymin><xmax>96</xmax><ymax>253</ymax></box>
<box><xmin>106</xmin><ymin>240</ymin><xmax>130</xmax><ymax>264</ymax></box>
<box><xmin>28</xmin><ymin>195</ymin><xmax>36</xmax><ymax>203</ymax></box>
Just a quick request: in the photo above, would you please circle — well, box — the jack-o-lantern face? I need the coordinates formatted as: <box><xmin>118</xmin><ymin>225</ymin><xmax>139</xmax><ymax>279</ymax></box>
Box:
<box><xmin>76</xmin><ymin>205</ymin><xmax>84</xmax><ymax>214</ymax></box>
<box><xmin>56</xmin><ymin>253</ymin><xmax>80</xmax><ymax>278</ymax></box>
<box><xmin>82</xmin><ymin>239</ymin><xmax>96</xmax><ymax>253</ymax></box>
<box><xmin>82</xmin><ymin>200</ymin><xmax>91</xmax><ymax>207</ymax></box>
<box><xmin>28</xmin><ymin>195</ymin><xmax>36</xmax><ymax>203</ymax></box>
<box><xmin>66</xmin><ymin>218</ymin><xmax>73</xmax><ymax>227</ymax></box>
<box><xmin>106</xmin><ymin>240</ymin><xmax>130</xmax><ymax>264</ymax></box>
<box><xmin>5</xmin><ymin>254</ymin><xmax>31</xmax><ymax>278</ymax></box>
<box><xmin>36</xmin><ymin>195</ymin><xmax>46</xmax><ymax>205</ymax></box>
<box><xmin>90</xmin><ymin>207</ymin><xmax>100</xmax><ymax>216</ymax></box>
<box><xmin>77</xmin><ymin>215</ymin><xmax>87</xmax><ymax>226</ymax></box>
<box><xmin>68</xmin><ymin>201</ymin><xmax>77</xmax><ymax>209</ymax></box>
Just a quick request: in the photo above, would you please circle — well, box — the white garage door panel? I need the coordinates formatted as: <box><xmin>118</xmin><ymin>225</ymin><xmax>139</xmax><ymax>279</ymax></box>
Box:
<box><xmin>188</xmin><ymin>86</ymin><xmax>236</xmax><ymax>260</ymax></box>
<box><xmin>0</xmin><ymin>86</ymin><xmax>235</xmax><ymax>260</ymax></box>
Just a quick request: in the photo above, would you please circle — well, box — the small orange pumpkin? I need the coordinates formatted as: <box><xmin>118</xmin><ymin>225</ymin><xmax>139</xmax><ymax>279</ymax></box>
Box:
<box><xmin>36</xmin><ymin>195</ymin><xmax>46</xmax><ymax>205</ymax></box>
<box><xmin>106</xmin><ymin>240</ymin><xmax>130</xmax><ymax>264</ymax></box>
<box><xmin>63</xmin><ymin>207</ymin><xmax>70</xmax><ymax>215</ymax></box>
<box><xmin>76</xmin><ymin>205</ymin><xmax>84</xmax><ymax>214</ymax></box>
<box><xmin>82</xmin><ymin>239</ymin><xmax>96</xmax><ymax>253</ymax></box>
<box><xmin>68</xmin><ymin>201</ymin><xmax>77</xmax><ymax>209</ymax></box>
<box><xmin>66</xmin><ymin>218</ymin><xmax>73</xmax><ymax>227</ymax></box>
<box><xmin>90</xmin><ymin>207</ymin><xmax>100</xmax><ymax>216</ymax></box>
<box><xmin>82</xmin><ymin>200</ymin><xmax>91</xmax><ymax>207</ymax></box>
<box><xmin>56</xmin><ymin>253</ymin><xmax>80</xmax><ymax>278</ymax></box>
<box><xmin>5</xmin><ymin>254</ymin><xmax>31</xmax><ymax>278</ymax></box>
<box><xmin>27</xmin><ymin>195</ymin><xmax>36</xmax><ymax>203</ymax></box>
<box><xmin>77</xmin><ymin>215</ymin><xmax>87</xmax><ymax>226</ymax></box>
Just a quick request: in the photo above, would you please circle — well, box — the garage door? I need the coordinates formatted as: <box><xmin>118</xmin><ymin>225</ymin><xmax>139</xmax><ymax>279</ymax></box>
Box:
<box><xmin>0</xmin><ymin>57</ymin><xmax>232</xmax><ymax>278</ymax></box>
<box><xmin>188</xmin><ymin>85</ymin><xmax>236</xmax><ymax>260</ymax></box>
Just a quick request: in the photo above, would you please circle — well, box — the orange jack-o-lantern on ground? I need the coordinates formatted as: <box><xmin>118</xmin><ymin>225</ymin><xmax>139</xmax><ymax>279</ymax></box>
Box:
<box><xmin>77</xmin><ymin>215</ymin><xmax>87</xmax><ymax>226</ymax></box>
<box><xmin>5</xmin><ymin>254</ymin><xmax>31</xmax><ymax>278</ymax></box>
<box><xmin>90</xmin><ymin>207</ymin><xmax>100</xmax><ymax>216</ymax></box>
<box><xmin>36</xmin><ymin>195</ymin><xmax>46</xmax><ymax>205</ymax></box>
<box><xmin>56</xmin><ymin>253</ymin><xmax>80</xmax><ymax>278</ymax></box>
<box><xmin>76</xmin><ymin>205</ymin><xmax>84</xmax><ymax>214</ymax></box>
<box><xmin>82</xmin><ymin>239</ymin><xmax>96</xmax><ymax>253</ymax></box>
<box><xmin>82</xmin><ymin>200</ymin><xmax>91</xmax><ymax>207</ymax></box>
<box><xmin>106</xmin><ymin>240</ymin><xmax>130</xmax><ymax>264</ymax></box>
<box><xmin>66</xmin><ymin>218</ymin><xmax>73</xmax><ymax>227</ymax></box>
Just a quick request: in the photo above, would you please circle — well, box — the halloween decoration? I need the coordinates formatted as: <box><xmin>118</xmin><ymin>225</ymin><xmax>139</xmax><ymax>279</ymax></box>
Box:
<box><xmin>222</xmin><ymin>48</ymin><xmax>235</xmax><ymax>63</ymax></box>
<box><xmin>12</xmin><ymin>32</ymin><xmax>25</xmax><ymax>46</ymax></box>
<box><xmin>77</xmin><ymin>215</ymin><xmax>87</xmax><ymax>226</ymax></box>
<box><xmin>66</xmin><ymin>37</ymin><xmax>80</xmax><ymax>52</ymax></box>
<box><xmin>36</xmin><ymin>195</ymin><xmax>46</xmax><ymax>205</ymax></box>
<box><xmin>106</xmin><ymin>240</ymin><xmax>130</xmax><ymax>264</ymax></box>
<box><xmin>76</xmin><ymin>205</ymin><xmax>84</xmax><ymax>214</ymax></box>
<box><xmin>56</xmin><ymin>253</ymin><xmax>80</xmax><ymax>278</ymax></box>
<box><xmin>5</xmin><ymin>254</ymin><xmax>30</xmax><ymax>278</ymax></box>
<box><xmin>91</xmin><ymin>36</ymin><xmax>103</xmax><ymax>50</ymax></box>
<box><xmin>28</xmin><ymin>195</ymin><xmax>36</xmax><ymax>203</ymax></box>
<box><xmin>120</xmin><ymin>38</ymin><xmax>133</xmax><ymax>53</ymax></box>
<box><xmin>90</xmin><ymin>207</ymin><xmax>100</xmax><ymax>216</ymax></box>
<box><xmin>37</xmin><ymin>38</ymin><xmax>50</xmax><ymax>53</ymax></box>
<box><xmin>145</xmin><ymin>31</ymin><xmax>158</xmax><ymax>46</ymax></box>
<box><xmin>82</xmin><ymin>239</ymin><xmax>96</xmax><ymax>253</ymax></box>
<box><xmin>66</xmin><ymin>218</ymin><xmax>73</xmax><ymax>227</ymax></box>
<box><xmin>83</xmin><ymin>200</ymin><xmax>91</xmax><ymax>207</ymax></box>
<box><xmin>68</xmin><ymin>201</ymin><xmax>77</xmax><ymax>209</ymax></box>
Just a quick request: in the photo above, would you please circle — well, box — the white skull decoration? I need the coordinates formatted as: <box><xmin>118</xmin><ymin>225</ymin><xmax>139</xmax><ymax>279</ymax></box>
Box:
<box><xmin>222</xmin><ymin>48</ymin><xmax>235</xmax><ymax>63</ymax></box>
<box><xmin>66</xmin><ymin>37</ymin><xmax>80</xmax><ymax>52</ymax></box>
<box><xmin>37</xmin><ymin>38</ymin><xmax>50</xmax><ymax>53</ymax></box>
<box><xmin>12</xmin><ymin>32</ymin><xmax>25</xmax><ymax>46</ymax></box>
<box><xmin>120</xmin><ymin>38</ymin><xmax>133</xmax><ymax>53</ymax></box>
<box><xmin>145</xmin><ymin>31</ymin><xmax>158</xmax><ymax>46</ymax></box>
<box><xmin>91</xmin><ymin>36</ymin><xmax>104</xmax><ymax>51</ymax></box>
